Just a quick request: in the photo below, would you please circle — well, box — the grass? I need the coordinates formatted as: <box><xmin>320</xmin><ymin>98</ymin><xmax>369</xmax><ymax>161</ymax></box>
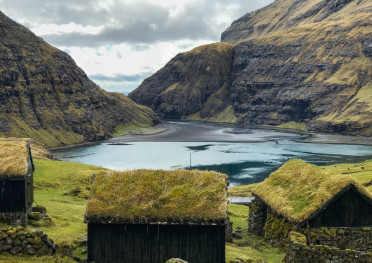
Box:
<box><xmin>322</xmin><ymin>159</ymin><xmax>372</xmax><ymax>193</ymax></box>
<box><xmin>228</xmin><ymin>204</ymin><xmax>249</xmax><ymax>230</ymax></box>
<box><xmin>87</xmin><ymin>169</ymin><xmax>228</xmax><ymax>223</ymax></box>
<box><xmin>30</xmin><ymin>159</ymin><xmax>107</xmax><ymax>244</ymax></box>
<box><xmin>112</xmin><ymin>122</ymin><xmax>147</xmax><ymax>137</ymax></box>
<box><xmin>0</xmin><ymin>255</ymin><xmax>76</xmax><ymax>263</ymax></box>
<box><xmin>228</xmin><ymin>183</ymin><xmax>259</xmax><ymax>197</ymax></box>
<box><xmin>226</xmin><ymin>229</ymin><xmax>285</xmax><ymax>263</ymax></box>
<box><xmin>0</xmin><ymin>140</ymin><xmax>28</xmax><ymax>177</ymax></box>
<box><xmin>277</xmin><ymin>121</ymin><xmax>307</xmax><ymax>131</ymax></box>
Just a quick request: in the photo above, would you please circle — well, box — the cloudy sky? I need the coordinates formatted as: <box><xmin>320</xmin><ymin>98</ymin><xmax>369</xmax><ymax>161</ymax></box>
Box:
<box><xmin>1</xmin><ymin>0</ymin><xmax>273</xmax><ymax>94</ymax></box>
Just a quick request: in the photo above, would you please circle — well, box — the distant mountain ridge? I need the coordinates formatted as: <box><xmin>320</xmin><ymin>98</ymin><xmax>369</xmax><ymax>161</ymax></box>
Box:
<box><xmin>129</xmin><ymin>0</ymin><xmax>372</xmax><ymax>136</ymax></box>
<box><xmin>0</xmin><ymin>11</ymin><xmax>158</xmax><ymax>147</ymax></box>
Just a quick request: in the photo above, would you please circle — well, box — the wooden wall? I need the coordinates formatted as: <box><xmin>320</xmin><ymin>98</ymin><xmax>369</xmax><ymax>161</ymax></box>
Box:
<box><xmin>88</xmin><ymin>223</ymin><xmax>225</xmax><ymax>263</ymax></box>
<box><xmin>308</xmin><ymin>186</ymin><xmax>372</xmax><ymax>227</ymax></box>
<box><xmin>0</xmin><ymin>179</ymin><xmax>26</xmax><ymax>212</ymax></box>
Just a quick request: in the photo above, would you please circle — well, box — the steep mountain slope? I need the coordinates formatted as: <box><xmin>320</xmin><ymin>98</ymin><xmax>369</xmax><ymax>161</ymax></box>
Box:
<box><xmin>129</xmin><ymin>43</ymin><xmax>236</xmax><ymax>121</ymax></box>
<box><xmin>0</xmin><ymin>11</ymin><xmax>158</xmax><ymax>147</ymax></box>
<box><xmin>129</xmin><ymin>0</ymin><xmax>372</xmax><ymax>136</ymax></box>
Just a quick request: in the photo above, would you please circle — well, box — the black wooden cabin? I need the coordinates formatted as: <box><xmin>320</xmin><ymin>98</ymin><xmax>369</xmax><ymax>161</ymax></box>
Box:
<box><xmin>248</xmin><ymin>160</ymin><xmax>372</xmax><ymax>237</ymax></box>
<box><xmin>0</xmin><ymin>142</ymin><xmax>34</xmax><ymax>226</ymax></box>
<box><xmin>87</xmin><ymin>223</ymin><xmax>225</xmax><ymax>263</ymax></box>
<box><xmin>85</xmin><ymin>169</ymin><xmax>228</xmax><ymax>263</ymax></box>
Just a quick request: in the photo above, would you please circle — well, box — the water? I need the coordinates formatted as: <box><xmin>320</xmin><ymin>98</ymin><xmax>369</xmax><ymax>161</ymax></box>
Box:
<box><xmin>53</xmin><ymin>122</ymin><xmax>372</xmax><ymax>187</ymax></box>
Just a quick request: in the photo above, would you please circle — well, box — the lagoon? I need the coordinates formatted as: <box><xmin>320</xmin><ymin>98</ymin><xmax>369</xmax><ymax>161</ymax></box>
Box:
<box><xmin>53</xmin><ymin>122</ymin><xmax>372</xmax><ymax>187</ymax></box>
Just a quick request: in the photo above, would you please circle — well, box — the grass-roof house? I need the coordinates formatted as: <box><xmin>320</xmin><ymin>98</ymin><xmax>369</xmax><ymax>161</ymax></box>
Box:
<box><xmin>248</xmin><ymin>159</ymin><xmax>372</xmax><ymax>236</ymax></box>
<box><xmin>85</xmin><ymin>169</ymin><xmax>228</xmax><ymax>263</ymax></box>
<box><xmin>0</xmin><ymin>140</ymin><xmax>34</xmax><ymax>226</ymax></box>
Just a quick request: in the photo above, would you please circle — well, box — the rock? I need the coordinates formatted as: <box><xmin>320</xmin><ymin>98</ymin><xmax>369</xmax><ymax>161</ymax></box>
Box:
<box><xmin>10</xmin><ymin>246</ymin><xmax>22</xmax><ymax>255</ymax></box>
<box><xmin>35</xmin><ymin>245</ymin><xmax>52</xmax><ymax>256</ymax></box>
<box><xmin>165</xmin><ymin>258</ymin><xmax>188</xmax><ymax>263</ymax></box>
<box><xmin>5</xmin><ymin>237</ymin><xmax>12</xmax><ymax>245</ymax></box>
<box><xmin>13</xmin><ymin>237</ymin><xmax>21</xmax><ymax>246</ymax></box>
<box><xmin>24</xmin><ymin>245</ymin><xmax>36</xmax><ymax>255</ymax></box>
<box><xmin>28</xmin><ymin>212</ymin><xmax>42</xmax><ymax>221</ymax></box>
<box><xmin>32</xmin><ymin>205</ymin><xmax>47</xmax><ymax>214</ymax></box>
<box><xmin>35</xmin><ymin>230</ymin><xmax>43</xmax><ymax>237</ymax></box>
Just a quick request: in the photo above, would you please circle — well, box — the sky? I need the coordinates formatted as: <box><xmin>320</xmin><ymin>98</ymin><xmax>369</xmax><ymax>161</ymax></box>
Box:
<box><xmin>0</xmin><ymin>0</ymin><xmax>273</xmax><ymax>94</ymax></box>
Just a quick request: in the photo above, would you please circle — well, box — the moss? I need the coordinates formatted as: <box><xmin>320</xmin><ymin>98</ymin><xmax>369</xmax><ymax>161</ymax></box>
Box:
<box><xmin>263</xmin><ymin>213</ymin><xmax>295</xmax><ymax>248</ymax></box>
<box><xmin>289</xmin><ymin>231</ymin><xmax>307</xmax><ymax>245</ymax></box>
<box><xmin>361</xmin><ymin>227</ymin><xmax>371</xmax><ymax>232</ymax></box>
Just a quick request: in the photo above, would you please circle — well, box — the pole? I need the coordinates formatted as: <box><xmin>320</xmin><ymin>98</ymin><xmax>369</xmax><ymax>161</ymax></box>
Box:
<box><xmin>189</xmin><ymin>153</ymin><xmax>192</xmax><ymax>169</ymax></box>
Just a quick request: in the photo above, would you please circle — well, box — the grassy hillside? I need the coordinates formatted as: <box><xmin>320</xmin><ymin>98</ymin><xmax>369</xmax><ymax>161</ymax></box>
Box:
<box><xmin>0</xmin><ymin>11</ymin><xmax>158</xmax><ymax>147</ymax></box>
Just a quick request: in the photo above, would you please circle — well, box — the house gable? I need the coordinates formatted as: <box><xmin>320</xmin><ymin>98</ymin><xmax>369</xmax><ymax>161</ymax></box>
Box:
<box><xmin>305</xmin><ymin>185</ymin><xmax>372</xmax><ymax>228</ymax></box>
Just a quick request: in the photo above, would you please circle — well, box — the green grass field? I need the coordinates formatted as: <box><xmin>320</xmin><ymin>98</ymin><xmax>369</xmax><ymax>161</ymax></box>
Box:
<box><xmin>1</xmin><ymin>158</ymin><xmax>371</xmax><ymax>262</ymax></box>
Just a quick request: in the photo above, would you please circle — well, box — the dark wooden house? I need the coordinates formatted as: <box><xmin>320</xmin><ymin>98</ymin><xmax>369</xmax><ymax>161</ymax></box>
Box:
<box><xmin>85</xmin><ymin>169</ymin><xmax>228</xmax><ymax>263</ymax></box>
<box><xmin>0</xmin><ymin>140</ymin><xmax>34</xmax><ymax>226</ymax></box>
<box><xmin>248</xmin><ymin>159</ymin><xmax>372</xmax><ymax>236</ymax></box>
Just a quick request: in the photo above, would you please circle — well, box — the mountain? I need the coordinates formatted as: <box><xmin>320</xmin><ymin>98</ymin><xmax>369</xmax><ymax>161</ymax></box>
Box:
<box><xmin>129</xmin><ymin>0</ymin><xmax>372</xmax><ymax>136</ymax></box>
<box><xmin>0</xmin><ymin>11</ymin><xmax>158</xmax><ymax>147</ymax></box>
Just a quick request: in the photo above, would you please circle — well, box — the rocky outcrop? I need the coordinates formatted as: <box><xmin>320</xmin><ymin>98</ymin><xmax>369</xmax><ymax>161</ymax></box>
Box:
<box><xmin>130</xmin><ymin>0</ymin><xmax>372</xmax><ymax>136</ymax></box>
<box><xmin>0</xmin><ymin>11</ymin><xmax>158</xmax><ymax>147</ymax></box>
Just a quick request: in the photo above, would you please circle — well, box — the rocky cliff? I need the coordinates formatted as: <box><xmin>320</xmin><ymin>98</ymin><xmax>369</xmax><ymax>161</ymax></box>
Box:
<box><xmin>0</xmin><ymin>11</ymin><xmax>158</xmax><ymax>147</ymax></box>
<box><xmin>129</xmin><ymin>0</ymin><xmax>372</xmax><ymax>136</ymax></box>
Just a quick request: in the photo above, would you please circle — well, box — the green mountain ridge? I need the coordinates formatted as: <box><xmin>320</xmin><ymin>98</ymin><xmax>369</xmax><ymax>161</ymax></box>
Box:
<box><xmin>0</xmin><ymin>11</ymin><xmax>158</xmax><ymax>147</ymax></box>
<box><xmin>129</xmin><ymin>0</ymin><xmax>372</xmax><ymax>136</ymax></box>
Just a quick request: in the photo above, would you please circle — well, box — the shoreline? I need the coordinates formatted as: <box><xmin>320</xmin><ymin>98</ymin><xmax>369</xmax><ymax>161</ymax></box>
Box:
<box><xmin>49</xmin><ymin>121</ymin><xmax>372</xmax><ymax>151</ymax></box>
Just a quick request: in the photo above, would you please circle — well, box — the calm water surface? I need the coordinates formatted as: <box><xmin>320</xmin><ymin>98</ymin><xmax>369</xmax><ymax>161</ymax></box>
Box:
<box><xmin>53</xmin><ymin>122</ymin><xmax>372</xmax><ymax>187</ymax></box>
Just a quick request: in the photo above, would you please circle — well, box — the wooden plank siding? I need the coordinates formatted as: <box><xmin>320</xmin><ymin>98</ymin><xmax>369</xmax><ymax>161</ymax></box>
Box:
<box><xmin>0</xmin><ymin>179</ymin><xmax>26</xmax><ymax>212</ymax></box>
<box><xmin>88</xmin><ymin>223</ymin><xmax>225</xmax><ymax>263</ymax></box>
<box><xmin>308</xmin><ymin>186</ymin><xmax>372</xmax><ymax>227</ymax></box>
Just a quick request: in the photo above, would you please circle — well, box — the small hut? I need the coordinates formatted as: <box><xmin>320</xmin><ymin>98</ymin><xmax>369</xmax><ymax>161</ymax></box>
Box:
<box><xmin>0</xmin><ymin>140</ymin><xmax>34</xmax><ymax>226</ymax></box>
<box><xmin>85</xmin><ymin>169</ymin><xmax>228</xmax><ymax>263</ymax></box>
<box><xmin>248</xmin><ymin>159</ymin><xmax>372</xmax><ymax>235</ymax></box>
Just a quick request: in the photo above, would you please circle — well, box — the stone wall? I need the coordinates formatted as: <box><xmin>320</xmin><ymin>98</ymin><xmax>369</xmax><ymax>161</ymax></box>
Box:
<box><xmin>0</xmin><ymin>212</ymin><xmax>28</xmax><ymax>227</ymax></box>
<box><xmin>302</xmin><ymin>227</ymin><xmax>372</xmax><ymax>253</ymax></box>
<box><xmin>0</xmin><ymin>226</ymin><xmax>57</xmax><ymax>256</ymax></box>
<box><xmin>248</xmin><ymin>199</ymin><xmax>266</xmax><ymax>236</ymax></box>
<box><xmin>285</xmin><ymin>231</ymin><xmax>372</xmax><ymax>263</ymax></box>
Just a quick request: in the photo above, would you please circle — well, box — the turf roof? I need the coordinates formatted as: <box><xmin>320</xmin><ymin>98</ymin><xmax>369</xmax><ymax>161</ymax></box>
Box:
<box><xmin>86</xmin><ymin>169</ymin><xmax>228</xmax><ymax>224</ymax></box>
<box><xmin>253</xmin><ymin>159</ymin><xmax>372</xmax><ymax>223</ymax></box>
<box><xmin>0</xmin><ymin>139</ymin><xmax>30</xmax><ymax>177</ymax></box>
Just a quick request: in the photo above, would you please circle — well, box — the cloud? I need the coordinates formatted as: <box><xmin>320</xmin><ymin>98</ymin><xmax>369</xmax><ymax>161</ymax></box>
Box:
<box><xmin>90</xmin><ymin>74</ymin><xmax>149</xmax><ymax>83</ymax></box>
<box><xmin>1</xmin><ymin>0</ymin><xmax>274</xmax><ymax>93</ymax></box>
<box><xmin>3</xmin><ymin>0</ymin><xmax>273</xmax><ymax>47</ymax></box>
